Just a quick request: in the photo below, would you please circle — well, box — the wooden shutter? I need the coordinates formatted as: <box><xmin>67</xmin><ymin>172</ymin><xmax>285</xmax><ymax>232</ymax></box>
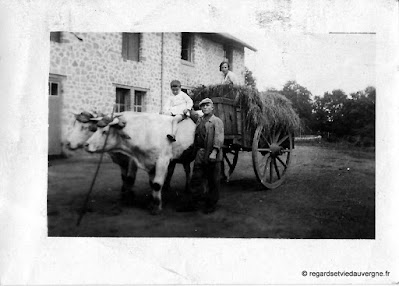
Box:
<box><xmin>50</xmin><ymin>32</ymin><xmax>61</xmax><ymax>43</ymax></box>
<box><xmin>122</xmin><ymin>33</ymin><xmax>128</xmax><ymax>60</ymax></box>
<box><xmin>181</xmin><ymin>33</ymin><xmax>191</xmax><ymax>61</ymax></box>
<box><xmin>128</xmin><ymin>33</ymin><xmax>140</xmax><ymax>61</ymax></box>
<box><xmin>122</xmin><ymin>33</ymin><xmax>140</xmax><ymax>61</ymax></box>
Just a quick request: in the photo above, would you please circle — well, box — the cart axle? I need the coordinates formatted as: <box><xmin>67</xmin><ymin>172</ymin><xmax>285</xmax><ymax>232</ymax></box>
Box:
<box><xmin>269</xmin><ymin>143</ymin><xmax>283</xmax><ymax>157</ymax></box>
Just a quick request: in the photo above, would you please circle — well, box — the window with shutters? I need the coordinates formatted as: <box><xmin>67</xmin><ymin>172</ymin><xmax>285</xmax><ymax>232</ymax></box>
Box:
<box><xmin>122</xmin><ymin>33</ymin><xmax>140</xmax><ymax>61</ymax></box>
<box><xmin>115</xmin><ymin>85</ymin><xmax>147</xmax><ymax>113</ymax></box>
<box><xmin>48</xmin><ymin>75</ymin><xmax>63</xmax><ymax>96</ymax></box>
<box><xmin>133</xmin><ymin>91</ymin><xmax>145</xmax><ymax>112</ymax></box>
<box><xmin>50</xmin><ymin>32</ymin><xmax>62</xmax><ymax>43</ymax></box>
<box><xmin>48</xmin><ymin>81</ymin><xmax>60</xmax><ymax>96</ymax></box>
<box><xmin>116</xmin><ymin>88</ymin><xmax>131</xmax><ymax>112</ymax></box>
<box><xmin>181</xmin><ymin>33</ymin><xmax>194</xmax><ymax>62</ymax></box>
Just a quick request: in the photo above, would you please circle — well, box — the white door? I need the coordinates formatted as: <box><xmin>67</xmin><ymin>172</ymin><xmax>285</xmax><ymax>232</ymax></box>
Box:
<box><xmin>48</xmin><ymin>77</ymin><xmax>62</xmax><ymax>155</ymax></box>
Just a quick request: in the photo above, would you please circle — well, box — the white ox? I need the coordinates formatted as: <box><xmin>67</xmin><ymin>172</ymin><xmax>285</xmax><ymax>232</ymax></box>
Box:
<box><xmin>85</xmin><ymin>112</ymin><xmax>196</xmax><ymax>214</ymax></box>
<box><xmin>66</xmin><ymin>112</ymin><xmax>138</xmax><ymax>203</ymax></box>
<box><xmin>66</xmin><ymin>112</ymin><xmax>193</xmax><ymax>205</ymax></box>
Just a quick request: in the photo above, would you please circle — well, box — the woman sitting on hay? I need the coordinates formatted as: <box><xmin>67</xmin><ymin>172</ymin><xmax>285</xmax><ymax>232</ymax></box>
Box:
<box><xmin>220</xmin><ymin>61</ymin><xmax>237</xmax><ymax>85</ymax></box>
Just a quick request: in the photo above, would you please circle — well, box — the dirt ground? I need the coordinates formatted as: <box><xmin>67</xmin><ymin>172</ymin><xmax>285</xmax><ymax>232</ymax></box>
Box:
<box><xmin>48</xmin><ymin>143</ymin><xmax>375</xmax><ymax>238</ymax></box>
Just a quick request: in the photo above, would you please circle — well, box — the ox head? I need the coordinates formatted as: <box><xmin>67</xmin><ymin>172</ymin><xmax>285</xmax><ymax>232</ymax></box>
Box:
<box><xmin>85</xmin><ymin>115</ymin><xmax>131</xmax><ymax>153</ymax></box>
<box><xmin>65</xmin><ymin>111</ymin><xmax>102</xmax><ymax>150</ymax></box>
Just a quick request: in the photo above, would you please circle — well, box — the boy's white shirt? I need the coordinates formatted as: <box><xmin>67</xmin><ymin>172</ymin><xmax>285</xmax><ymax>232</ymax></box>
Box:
<box><xmin>165</xmin><ymin>90</ymin><xmax>193</xmax><ymax>115</ymax></box>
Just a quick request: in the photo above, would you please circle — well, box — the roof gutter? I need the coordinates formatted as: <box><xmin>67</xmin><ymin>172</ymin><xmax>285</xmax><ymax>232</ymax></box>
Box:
<box><xmin>216</xmin><ymin>33</ymin><xmax>257</xmax><ymax>52</ymax></box>
<box><xmin>160</xmin><ymin>33</ymin><xmax>165</xmax><ymax>113</ymax></box>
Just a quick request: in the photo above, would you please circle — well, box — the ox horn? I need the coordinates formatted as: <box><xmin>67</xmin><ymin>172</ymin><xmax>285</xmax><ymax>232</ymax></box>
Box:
<box><xmin>109</xmin><ymin>117</ymin><xmax>126</xmax><ymax>128</ymax></box>
<box><xmin>96</xmin><ymin>115</ymin><xmax>112</xmax><ymax>127</ymax></box>
<box><xmin>90</xmin><ymin>117</ymin><xmax>103</xmax><ymax>121</ymax></box>
<box><xmin>81</xmin><ymin>111</ymin><xmax>93</xmax><ymax>118</ymax></box>
<box><xmin>75</xmin><ymin>111</ymin><xmax>91</xmax><ymax>123</ymax></box>
<box><xmin>108</xmin><ymin>117</ymin><xmax>120</xmax><ymax>126</ymax></box>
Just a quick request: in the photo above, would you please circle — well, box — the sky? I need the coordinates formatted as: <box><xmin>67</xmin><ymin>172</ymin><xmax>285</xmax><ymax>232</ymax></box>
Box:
<box><xmin>216</xmin><ymin>0</ymin><xmax>378</xmax><ymax>96</ymax></box>
<box><xmin>241</xmin><ymin>31</ymin><xmax>376</xmax><ymax>96</ymax></box>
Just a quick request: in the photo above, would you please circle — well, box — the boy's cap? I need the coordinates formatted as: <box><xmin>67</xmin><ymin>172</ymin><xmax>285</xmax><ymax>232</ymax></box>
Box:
<box><xmin>199</xmin><ymin>98</ymin><xmax>213</xmax><ymax>106</ymax></box>
<box><xmin>170</xmin><ymin>80</ymin><xmax>181</xmax><ymax>87</ymax></box>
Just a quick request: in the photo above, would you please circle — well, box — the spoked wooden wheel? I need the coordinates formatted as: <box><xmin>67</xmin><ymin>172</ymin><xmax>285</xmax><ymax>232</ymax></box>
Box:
<box><xmin>252</xmin><ymin>125</ymin><xmax>293</xmax><ymax>189</ymax></box>
<box><xmin>222</xmin><ymin>146</ymin><xmax>239</xmax><ymax>182</ymax></box>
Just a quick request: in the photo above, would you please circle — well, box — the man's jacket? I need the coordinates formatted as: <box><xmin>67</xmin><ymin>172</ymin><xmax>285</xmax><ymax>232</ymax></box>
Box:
<box><xmin>194</xmin><ymin>114</ymin><xmax>224</xmax><ymax>163</ymax></box>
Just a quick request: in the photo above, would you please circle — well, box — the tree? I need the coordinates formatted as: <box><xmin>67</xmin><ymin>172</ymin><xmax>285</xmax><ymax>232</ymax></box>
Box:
<box><xmin>279</xmin><ymin>81</ymin><xmax>313</xmax><ymax>134</ymax></box>
<box><xmin>344</xmin><ymin>86</ymin><xmax>375</xmax><ymax>145</ymax></box>
<box><xmin>312</xmin><ymin>95</ymin><xmax>328</xmax><ymax>133</ymax></box>
<box><xmin>312</xmin><ymin>86</ymin><xmax>375</xmax><ymax>146</ymax></box>
<box><xmin>312</xmin><ymin>89</ymin><xmax>348</xmax><ymax>136</ymax></box>
<box><xmin>245</xmin><ymin>67</ymin><xmax>257</xmax><ymax>89</ymax></box>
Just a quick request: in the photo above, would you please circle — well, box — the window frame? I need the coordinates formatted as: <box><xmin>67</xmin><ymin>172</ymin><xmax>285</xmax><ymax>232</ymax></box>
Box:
<box><xmin>50</xmin><ymin>32</ymin><xmax>62</xmax><ymax>43</ymax></box>
<box><xmin>122</xmin><ymin>33</ymin><xmax>141</xmax><ymax>62</ymax></box>
<box><xmin>133</xmin><ymin>90</ymin><xmax>145</xmax><ymax>112</ymax></box>
<box><xmin>114</xmin><ymin>84</ymin><xmax>148</xmax><ymax>113</ymax></box>
<box><xmin>181</xmin><ymin>32</ymin><xmax>194</xmax><ymax>63</ymax></box>
<box><xmin>49</xmin><ymin>81</ymin><xmax>60</xmax><ymax>97</ymax></box>
<box><xmin>48</xmin><ymin>74</ymin><xmax>65</xmax><ymax>96</ymax></box>
<box><xmin>223</xmin><ymin>45</ymin><xmax>234</xmax><ymax>71</ymax></box>
<box><xmin>115</xmin><ymin>87</ymin><xmax>131</xmax><ymax>112</ymax></box>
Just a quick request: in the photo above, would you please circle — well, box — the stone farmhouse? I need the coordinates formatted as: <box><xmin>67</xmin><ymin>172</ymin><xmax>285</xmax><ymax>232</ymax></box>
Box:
<box><xmin>49</xmin><ymin>32</ymin><xmax>256</xmax><ymax>155</ymax></box>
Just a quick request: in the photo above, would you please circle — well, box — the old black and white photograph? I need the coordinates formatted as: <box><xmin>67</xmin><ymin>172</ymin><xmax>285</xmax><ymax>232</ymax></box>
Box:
<box><xmin>1</xmin><ymin>0</ymin><xmax>398</xmax><ymax>285</ymax></box>
<box><xmin>48</xmin><ymin>30</ymin><xmax>376</xmax><ymax>239</ymax></box>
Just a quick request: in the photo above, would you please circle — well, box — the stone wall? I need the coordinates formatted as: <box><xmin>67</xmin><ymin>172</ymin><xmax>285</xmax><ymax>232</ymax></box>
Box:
<box><xmin>50</xmin><ymin>32</ymin><xmax>164</xmax><ymax>139</ymax></box>
<box><xmin>232</xmin><ymin>47</ymin><xmax>246</xmax><ymax>85</ymax></box>
<box><xmin>49</xmin><ymin>32</ymin><xmax>246</xmax><ymax>141</ymax></box>
<box><xmin>178</xmin><ymin>34</ymin><xmax>246</xmax><ymax>88</ymax></box>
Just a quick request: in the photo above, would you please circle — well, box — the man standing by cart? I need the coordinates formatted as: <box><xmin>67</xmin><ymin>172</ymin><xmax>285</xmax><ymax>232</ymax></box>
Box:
<box><xmin>177</xmin><ymin>97</ymin><xmax>224</xmax><ymax>214</ymax></box>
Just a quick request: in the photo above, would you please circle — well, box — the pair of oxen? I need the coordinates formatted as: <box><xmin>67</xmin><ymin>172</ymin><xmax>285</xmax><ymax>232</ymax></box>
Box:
<box><xmin>66</xmin><ymin>111</ymin><xmax>198</xmax><ymax>215</ymax></box>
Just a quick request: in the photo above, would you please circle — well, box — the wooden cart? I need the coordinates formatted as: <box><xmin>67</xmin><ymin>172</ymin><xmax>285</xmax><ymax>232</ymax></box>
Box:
<box><xmin>211</xmin><ymin>96</ymin><xmax>294</xmax><ymax>189</ymax></box>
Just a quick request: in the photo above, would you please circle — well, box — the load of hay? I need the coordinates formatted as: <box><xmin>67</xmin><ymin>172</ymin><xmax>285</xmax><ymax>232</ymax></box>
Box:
<box><xmin>191</xmin><ymin>84</ymin><xmax>300</xmax><ymax>133</ymax></box>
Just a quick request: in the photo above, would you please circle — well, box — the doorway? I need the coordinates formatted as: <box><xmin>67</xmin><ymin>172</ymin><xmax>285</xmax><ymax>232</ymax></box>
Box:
<box><xmin>48</xmin><ymin>75</ymin><xmax>63</xmax><ymax>156</ymax></box>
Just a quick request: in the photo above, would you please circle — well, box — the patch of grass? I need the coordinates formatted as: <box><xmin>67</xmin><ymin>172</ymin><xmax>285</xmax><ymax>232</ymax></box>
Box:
<box><xmin>300</xmin><ymin>139</ymin><xmax>375</xmax><ymax>154</ymax></box>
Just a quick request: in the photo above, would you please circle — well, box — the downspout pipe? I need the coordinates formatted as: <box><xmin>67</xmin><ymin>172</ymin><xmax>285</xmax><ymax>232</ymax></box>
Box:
<box><xmin>160</xmin><ymin>33</ymin><xmax>164</xmax><ymax>113</ymax></box>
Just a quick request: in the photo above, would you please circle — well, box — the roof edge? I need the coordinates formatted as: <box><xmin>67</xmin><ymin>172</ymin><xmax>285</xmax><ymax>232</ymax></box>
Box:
<box><xmin>217</xmin><ymin>33</ymin><xmax>257</xmax><ymax>52</ymax></box>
